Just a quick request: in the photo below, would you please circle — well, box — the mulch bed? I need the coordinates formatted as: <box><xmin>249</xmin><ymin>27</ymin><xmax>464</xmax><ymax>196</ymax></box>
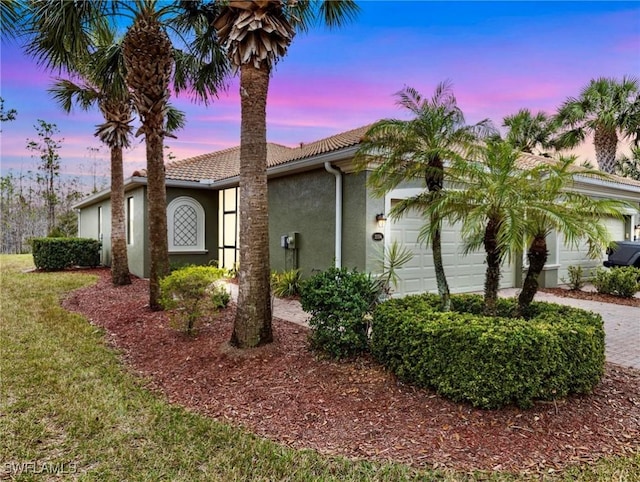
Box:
<box><xmin>540</xmin><ymin>287</ymin><xmax>640</xmax><ymax>308</ymax></box>
<box><xmin>61</xmin><ymin>268</ymin><xmax>640</xmax><ymax>475</ymax></box>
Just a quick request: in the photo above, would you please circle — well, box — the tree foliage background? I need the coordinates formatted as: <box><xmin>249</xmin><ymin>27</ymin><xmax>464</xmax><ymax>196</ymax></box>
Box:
<box><xmin>1</xmin><ymin>108</ymin><xmax>101</xmax><ymax>253</ymax></box>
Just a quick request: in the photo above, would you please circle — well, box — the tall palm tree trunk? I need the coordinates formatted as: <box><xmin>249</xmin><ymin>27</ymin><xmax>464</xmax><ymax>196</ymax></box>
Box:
<box><xmin>517</xmin><ymin>235</ymin><xmax>548</xmax><ymax>316</ymax></box>
<box><xmin>110</xmin><ymin>145</ymin><xmax>131</xmax><ymax>285</ymax></box>
<box><xmin>483</xmin><ymin>218</ymin><xmax>501</xmax><ymax>315</ymax></box>
<box><xmin>231</xmin><ymin>63</ymin><xmax>273</xmax><ymax>348</ymax></box>
<box><xmin>146</xmin><ymin>127</ymin><xmax>168</xmax><ymax>310</ymax></box>
<box><xmin>594</xmin><ymin>128</ymin><xmax>618</xmax><ymax>174</ymax></box>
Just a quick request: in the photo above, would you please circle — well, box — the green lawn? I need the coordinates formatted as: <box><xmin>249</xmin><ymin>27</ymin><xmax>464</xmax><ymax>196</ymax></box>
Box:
<box><xmin>1</xmin><ymin>254</ymin><xmax>638</xmax><ymax>481</ymax></box>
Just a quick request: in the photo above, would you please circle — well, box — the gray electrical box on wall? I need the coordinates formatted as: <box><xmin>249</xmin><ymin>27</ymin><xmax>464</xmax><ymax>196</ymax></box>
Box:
<box><xmin>287</xmin><ymin>232</ymin><xmax>298</xmax><ymax>250</ymax></box>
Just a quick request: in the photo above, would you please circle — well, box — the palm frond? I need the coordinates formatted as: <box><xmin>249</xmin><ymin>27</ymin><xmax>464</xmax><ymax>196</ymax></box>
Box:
<box><xmin>165</xmin><ymin>104</ymin><xmax>186</xmax><ymax>135</ymax></box>
<box><xmin>1</xmin><ymin>0</ymin><xmax>25</xmax><ymax>40</ymax></box>
<box><xmin>48</xmin><ymin>78</ymin><xmax>100</xmax><ymax>112</ymax></box>
<box><xmin>24</xmin><ymin>0</ymin><xmax>113</xmax><ymax>72</ymax></box>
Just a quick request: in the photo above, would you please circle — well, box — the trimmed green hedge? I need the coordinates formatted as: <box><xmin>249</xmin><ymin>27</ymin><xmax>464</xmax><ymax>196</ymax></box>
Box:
<box><xmin>32</xmin><ymin>237</ymin><xmax>101</xmax><ymax>270</ymax></box>
<box><xmin>371</xmin><ymin>294</ymin><xmax>605</xmax><ymax>409</ymax></box>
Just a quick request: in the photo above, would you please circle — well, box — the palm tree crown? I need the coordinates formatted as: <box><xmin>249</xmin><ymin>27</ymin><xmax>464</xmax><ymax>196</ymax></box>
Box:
<box><xmin>503</xmin><ymin>108</ymin><xmax>559</xmax><ymax>156</ymax></box>
<box><xmin>355</xmin><ymin>81</ymin><xmax>495</xmax><ymax>311</ymax></box>
<box><xmin>555</xmin><ymin>76</ymin><xmax>640</xmax><ymax>174</ymax></box>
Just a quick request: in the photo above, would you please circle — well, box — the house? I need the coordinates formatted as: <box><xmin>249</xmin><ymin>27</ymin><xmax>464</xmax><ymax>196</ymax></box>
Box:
<box><xmin>74</xmin><ymin>124</ymin><xmax>640</xmax><ymax>296</ymax></box>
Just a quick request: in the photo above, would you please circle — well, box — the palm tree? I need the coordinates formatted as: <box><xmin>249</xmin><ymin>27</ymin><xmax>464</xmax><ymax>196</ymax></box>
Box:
<box><xmin>555</xmin><ymin>76</ymin><xmax>640</xmax><ymax>174</ymax></box>
<box><xmin>49</xmin><ymin>29</ymin><xmax>134</xmax><ymax>286</ymax></box>
<box><xmin>515</xmin><ymin>157</ymin><xmax>629</xmax><ymax>315</ymax></box>
<box><xmin>401</xmin><ymin>140</ymin><xmax>527</xmax><ymax>315</ymax></box>
<box><xmin>213</xmin><ymin>0</ymin><xmax>359</xmax><ymax>348</ymax></box>
<box><xmin>354</xmin><ymin>82</ymin><xmax>494</xmax><ymax>311</ymax></box>
<box><xmin>124</xmin><ymin>0</ymin><xmax>228</xmax><ymax>309</ymax></box>
<box><xmin>24</xmin><ymin>0</ymin><xmax>229</xmax><ymax>309</ymax></box>
<box><xmin>503</xmin><ymin>108</ymin><xmax>559</xmax><ymax>156</ymax></box>
<box><xmin>410</xmin><ymin>140</ymin><xmax>629</xmax><ymax>316</ymax></box>
<box><xmin>121</xmin><ymin>2</ymin><xmax>175</xmax><ymax>309</ymax></box>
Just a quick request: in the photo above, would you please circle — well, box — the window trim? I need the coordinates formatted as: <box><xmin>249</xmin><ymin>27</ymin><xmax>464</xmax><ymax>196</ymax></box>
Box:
<box><xmin>126</xmin><ymin>196</ymin><xmax>134</xmax><ymax>245</ymax></box>
<box><xmin>218</xmin><ymin>187</ymin><xmax>238</xmax><ymax>269</ymax></box>
<box><xmin>98</xmin><ymin>206</ymin><xmax>103</xmax><ymax>242</ymax></box>
<box><xmin>167</xmin><ymin>196</ymin><xmax>206</xmax><ymax>253</ymax></box>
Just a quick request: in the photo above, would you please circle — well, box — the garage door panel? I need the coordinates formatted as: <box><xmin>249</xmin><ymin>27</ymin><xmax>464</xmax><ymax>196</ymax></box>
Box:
<box><xmin>558</xmin><ymin>217</ymin><xmax>623</xmax><ymax>281</ymax></box>
<box><xmin>389</xmin><ymin>203</ymin><xmax>515</xmax><ymax>296</ymax></box>
<box><xmin>604</xmin><ymin>217</ymin><xmax>625</xmax><ymax>242</ymax></box>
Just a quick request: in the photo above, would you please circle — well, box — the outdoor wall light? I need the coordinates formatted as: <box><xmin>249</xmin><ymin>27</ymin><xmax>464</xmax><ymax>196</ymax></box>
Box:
<box><xmin>375</xmin><ymin>213</ymin><xmax>387</xmax><ymax>228</ymax></box>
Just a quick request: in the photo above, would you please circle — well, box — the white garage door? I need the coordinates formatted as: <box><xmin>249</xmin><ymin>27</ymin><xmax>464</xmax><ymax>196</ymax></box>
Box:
<box><xmin>557</xmin><ymin>217</ymin><xmax>625</xmax><ymax>281</ymax></box>
<box><xmin>389</xmin><ymin>204</ymin><xmax>516</xmax><ymax>297</ymax></box>
<box><xmin>603</xmin><ymin>217</ymin><xmax>626</xmax><ymax>243</ymax></box>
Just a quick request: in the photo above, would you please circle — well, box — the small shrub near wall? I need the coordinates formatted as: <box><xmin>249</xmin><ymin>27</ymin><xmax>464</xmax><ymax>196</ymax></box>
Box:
<box><xmin>300</xmin><ymin>267</ymin><xmax>379</xmax><ymax>359</ymax></box>
<box><xmin>371</xmin><ymin>294</ymin><xmax>605</xmax><ymax>409</ymax></box>
<box><xmin>593</xmin><ymin>267</ymin><xmax>640</xmax><ymax>298</ymax></box>
<box><xmin>563</xmin><ymin>265</ymin><xmax>586</xmax><ymax>290</ymax></box>
<box><xmin>32</xmin><ymin>237</ymin><xmax>101</xmax><ymax>270</ymax></box>
<box><xmin>271</xmin><ymin>269</ymin><xmax>302</xmax><ymax>298</ymax></box>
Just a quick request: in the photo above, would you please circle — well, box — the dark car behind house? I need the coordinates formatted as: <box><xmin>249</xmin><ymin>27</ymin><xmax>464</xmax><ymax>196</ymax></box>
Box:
<box><xmin>603</xmin><ymin>241</ymin><xmax>640</xmax><ymax>268</ymax></box>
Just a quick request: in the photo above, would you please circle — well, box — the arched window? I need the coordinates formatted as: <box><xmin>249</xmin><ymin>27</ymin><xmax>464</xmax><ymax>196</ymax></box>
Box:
<box><xmin>167</xmin><ymin>196</ymin><xmax>206</xmax><ymax>253</ymax></box>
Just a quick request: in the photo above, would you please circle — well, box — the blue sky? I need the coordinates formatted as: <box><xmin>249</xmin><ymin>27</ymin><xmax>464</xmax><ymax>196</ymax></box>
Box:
<box><xmin>1</xmin><ymin>1</ymin><xmax>639</xmax><ymax>185</ymax></box>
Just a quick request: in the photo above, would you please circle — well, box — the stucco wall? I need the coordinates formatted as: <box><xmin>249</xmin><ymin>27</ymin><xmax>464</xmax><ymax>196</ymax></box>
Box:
<box><xmin>78</xmin><ymin>200</ymin><xmax>111</xmax><ymax>266</ymax></box>
<box><xmin>125</xmin><ymin>187</ymin><xmax>147</xmax><ymax>278</ymax></box>
<box><xmin>268</xmin><ymin>169</ymin><xmax>336</xmax><ymax>277</ymax></box>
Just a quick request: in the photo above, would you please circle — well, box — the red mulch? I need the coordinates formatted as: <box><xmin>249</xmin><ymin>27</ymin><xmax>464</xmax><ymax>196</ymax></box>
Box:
<box><xmin>540</xmin><ymin>287</ymin><xmax>640</xmax><ymax>308</ymax></box>
<box><xmin>61</xmin><ymin>268</ymin><xmax>640</xmax><ymax>475</ymax></box>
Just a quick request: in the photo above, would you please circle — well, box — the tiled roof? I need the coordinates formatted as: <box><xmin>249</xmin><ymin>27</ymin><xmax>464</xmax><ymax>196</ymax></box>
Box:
<box><xmin>516</xmin><ymin>152</ymin><xmax>640</xmax><ymax>189</ymax></box>
<box><xmin>142</xmin><ymin>125</ymin><xmax>371</xmax><ymax>183</ymax></box>
<box><xmin>133</xmin><ymin>123</ymin><xmax>640</xmax><ymax>190</ymax></box>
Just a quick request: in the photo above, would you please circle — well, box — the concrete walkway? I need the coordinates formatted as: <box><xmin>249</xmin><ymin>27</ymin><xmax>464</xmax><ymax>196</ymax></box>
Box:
<box><xmin>226</xmin><ymin>283</ymin><xmax>311</xmax><ymax>326</ymax></box>
<box><xmin>226</xmin><ymin>283</ymin><xmax>639</xmax><ymax>370</ymax></box>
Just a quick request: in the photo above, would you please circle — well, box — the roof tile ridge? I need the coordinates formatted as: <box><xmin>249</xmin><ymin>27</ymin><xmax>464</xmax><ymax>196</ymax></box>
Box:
<box><xmin>167</xmin><ymin>145</ymin><xmax>241</xmax><ymax>168</ymax></box>
<box><xmin>293</xmin><ymin>123</ymin><xmax>374</xmax><ymax>152</ymax></box>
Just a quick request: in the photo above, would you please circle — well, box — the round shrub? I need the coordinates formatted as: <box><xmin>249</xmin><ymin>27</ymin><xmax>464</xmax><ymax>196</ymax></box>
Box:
<box><xmin>160</xmin><ymin>265</ymin><xmax>229</xmax><ymax>335</ymax></box>
<box><xmin>300</xmin><ymin>267</ymin><xmax>378</xmax><ymax>359</ymax></box>
<box><xmin>371</xmin><ymin>293</ymin><xmax>605</xmax><ymax>409</ymax></box>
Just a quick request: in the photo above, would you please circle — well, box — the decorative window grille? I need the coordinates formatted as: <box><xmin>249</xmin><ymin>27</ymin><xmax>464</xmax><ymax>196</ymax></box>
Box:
<box><xmin>173</xmin><ymin>204</ymin><xmax>198</xmax><ymax>246</ymax></box>
<box><xmin>167</xmin><ymin>197</ymin><xmax>205</xmax><ymax>252</ymax></box>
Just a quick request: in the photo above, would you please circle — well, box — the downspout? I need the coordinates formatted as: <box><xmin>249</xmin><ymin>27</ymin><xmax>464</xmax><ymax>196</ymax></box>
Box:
<box><xmin>324</xmin><ymin>162</ymin><xmax>342</xmax><ymax>268</ymax></box>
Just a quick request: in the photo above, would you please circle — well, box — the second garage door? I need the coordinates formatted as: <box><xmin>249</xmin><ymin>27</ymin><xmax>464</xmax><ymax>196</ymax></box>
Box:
<box><xmin>557</xmin><ymin>216</ymin><xmax>625</xmax><ymax>280</ymax></box>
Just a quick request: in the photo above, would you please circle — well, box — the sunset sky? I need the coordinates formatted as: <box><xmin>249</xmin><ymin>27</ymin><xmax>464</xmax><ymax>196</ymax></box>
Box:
<box><xmin>1</xmin><ymin>1</ymin><xmax>639</xmax><ymax>186</ymax></box>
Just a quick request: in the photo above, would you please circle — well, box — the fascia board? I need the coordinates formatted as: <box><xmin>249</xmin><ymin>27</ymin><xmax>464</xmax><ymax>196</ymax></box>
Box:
<box><xmin>72</xmin><ymin>177</ymin><xmax>144</xmax><ymax>209</ymax></box>
<box><xmin>573</xmin><ymin>176</ymin><xmax>640</xmax><ymax>196</ymax></box>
